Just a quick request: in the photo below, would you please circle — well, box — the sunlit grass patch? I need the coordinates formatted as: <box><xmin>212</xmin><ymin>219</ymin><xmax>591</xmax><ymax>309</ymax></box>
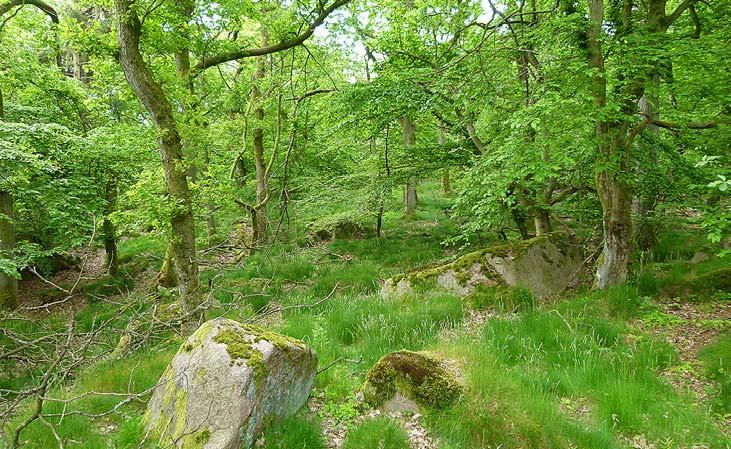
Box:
<box><xmin>342</xmin><ymin>417</ymin><xmax>410</xmax><ymax>449</ymax></box>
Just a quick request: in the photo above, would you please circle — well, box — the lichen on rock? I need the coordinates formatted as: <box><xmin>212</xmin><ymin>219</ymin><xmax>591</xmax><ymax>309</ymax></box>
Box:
<box><xmin>143</xmin><ymin>317</ymin><xmax>317</xmax><ymax>449</ymax></box>
<box><xmin>362</xmin><ymin>350</ymin><xmax>461</xmax><ymax>409</ymax></box>
<box><xmin>382</xmin><ymin>232</ymin><xmax>583</xmax><ymax>300</ymax></box>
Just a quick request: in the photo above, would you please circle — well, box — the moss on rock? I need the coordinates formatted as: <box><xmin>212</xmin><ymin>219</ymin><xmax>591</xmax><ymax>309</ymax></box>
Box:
<box><xmin>383</xmin><ymin>232</ymin><xmax>581</xmax><ymax>299</ymax></box>
<box><xmin>692</xmin><ymin>267</ymin><xmax>731</xmax><ymax>292</ymax></box>
<box><xmin>145</xmin><ymin>318</ymin><xmax>317</xmax><ymax>449</ymax></box>
<box><xmin>362</xmin><ymin>350</ymin><xmax>461</xmax><ymax>408</ymax></box>
<box><xmin>179</xmin><ymin>428</ymin><xmax>211</xmax><ymax>449</ymax></box>
<box><xmin>213</xmin><ymin>328</ymin><xmax>267</xmax><ymax>385</ymax></box>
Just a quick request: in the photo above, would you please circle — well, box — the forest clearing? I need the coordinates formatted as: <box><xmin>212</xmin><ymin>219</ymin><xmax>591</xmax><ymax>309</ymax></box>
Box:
<box><xmin>0</xmin><ymin>0</ymin><xmax>729</xmax><ymax>448</ymax></box>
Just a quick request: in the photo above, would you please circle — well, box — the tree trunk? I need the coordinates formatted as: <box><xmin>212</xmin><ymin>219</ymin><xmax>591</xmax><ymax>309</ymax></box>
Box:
<box><xmin>595</xmin><ymin>164</ymin><xmax>632</xmax><ymax>288</ymax></box>
<box><xmin>587</xmin><ymin>0</ymin><xmax>632</xmax><ymax>288</ymax></box>
<box><xmin>250</xmin><ymin>29</ymin><xmax>269</xmax><ymax>247</ymax></box>
<box><xmin>157</xmin><ymin>242</ymin><xmax>178</xmax><ymax>287</ymax></box>
<box><xmin>0</xmin><ymin>84</ymin><xmax>18</xmax><ymax>310</ymax></box>
<box><xmin>533</xmin><ymin>209</ymin><xmax>551</xmax><ymax>236</ymax></box>
<box><xmin>103</xmin><ymin>182</ymin><xmax>118</xmax><ymax>278</ymax></box>
<box><xmin>203</xmin><ymin>146</ymin><xmax>217</xmax><ymax>247</ymax></box>
<box><xmin>633</xmin><ymin>76</ymin><xmax>660</xmax><ymax>251</ymax></box>
<box><xmin>587</xmin><ymin>0</ymin><xmax>696</xmax><ymax>287</ymax></box>
<box><xmin>400</xmin><ymin>116</ymin><xmax>417</xmax><ymax>216</ymax></box>
<box><xmin>115</xmin><ymin>0</ymin><xmax>200</xmax><ymax>314</ymax></box>
<box><xmin>0</xmin><ymin>190</ymin><xmax>18</xmax><ymax>310</ymax></box>
<box><xmin>404</xmin><ymin>179</ymin><xmax>417</xmax><ymax>216</ymax></box>
<box><xmin>438</xmin><ymin>123</ymin><xmax>452</xmax><ymax>197</ymax></box>
<box><xmin>512</xmin><ymin>207</ymin><xmax>530</xmax><ymax>240</ymax></box>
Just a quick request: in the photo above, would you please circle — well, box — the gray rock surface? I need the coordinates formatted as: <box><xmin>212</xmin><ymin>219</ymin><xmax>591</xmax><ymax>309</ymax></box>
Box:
<box><xmin>143</xmin><ymin>318</ymin><xmax>317</xmax><ymax>449</ymax></box>
<box><xmin>382</xmin><ymin>232</ymin><xmax>583</xmax><ymax>299</ymax></box>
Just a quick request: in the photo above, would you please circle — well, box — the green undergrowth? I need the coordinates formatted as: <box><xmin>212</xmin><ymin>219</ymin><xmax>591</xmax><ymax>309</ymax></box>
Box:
<box><xmin>341</xmin><ymin>417</ymin><xmax>411</xmax><ymax>449</ymax></box>
<box><xmin>4</xmin><ymin>346</ymin><xmax>175</xmax><ymax>449</ymax></box>
<box><xmin>699</xmin><ymin>332</ymin><xmax>731</xmax><ymax>416</ymax></box>
<box><xmin>3</xmin><ymin>197</ymin><xmax>730</xmax><ymax>449</ymax></box>
<box><xmin>262</xmin><ymin>415</ymin><xmax>325</xmax><ymax>449</ymax></box>
<box><xmin>425</xmin><ymin>297</ymin><xmax>728</xmax><ymax>448</ymax></box>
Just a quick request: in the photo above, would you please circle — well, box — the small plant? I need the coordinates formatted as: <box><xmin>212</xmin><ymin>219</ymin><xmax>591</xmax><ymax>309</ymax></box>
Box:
<box><xmin>640</xmin><ymin>310</ymin><xmax>684</xmax><ymax>328</ymax></box>
<box><xmin>320</xmin><ymin>394</ymin><xmax>362</xmax><ymax>424</ymax></box>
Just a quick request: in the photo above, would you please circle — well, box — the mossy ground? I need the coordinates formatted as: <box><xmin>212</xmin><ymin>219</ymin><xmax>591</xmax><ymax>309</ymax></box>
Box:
<box><xmin>1</xmin><ymin>182</ymin><xmax>729</xmax><ymax>449</ymax></box>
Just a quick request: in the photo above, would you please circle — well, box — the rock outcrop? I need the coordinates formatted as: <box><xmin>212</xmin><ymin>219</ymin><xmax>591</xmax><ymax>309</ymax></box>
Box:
<box><xmin>362</xmin><ymin>350</ymin><xmax>461</xmax><ymax>409</ymax></box>
<box><xmin>382</xmin><ymin>232</ymin><xmax>583</xmax><ymax>299</ymax></box>
<box><xmin>143</xmin><ymin>318</ymin><xmax>317</xmax><ymax>449</ymax></box>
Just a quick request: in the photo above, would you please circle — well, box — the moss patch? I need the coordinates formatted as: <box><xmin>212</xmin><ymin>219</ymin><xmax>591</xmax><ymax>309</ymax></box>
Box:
<box><xmin>362</xmin><ymin>350</ymin><xmax>461</xmax><ymax>408</ymax></box>
<box><xmin>182</xmin><ymin>320</ymin><xmax>215</xmax><ymax>353</ymax></box>
<box><xmin>388</xmin><ymin>232</ymin><xmax>575</xmax><ymax>295</ymax></box>
<box><xmin>213</xmin><ymin>328</ymin><xmax>268</xmax><ymax>385</ymax></box>
<box><xmin>691</xmin><ymin>267</ymin><xmax>731</xmax><ymax>292</ymax></box>
<box><xmin>179</xmin><ymin>427</ymin><xmax>211</xmax><ymax>449</ymax></box>
<box><xmin>242</xmin><ymin>324</ymin><xmax>307</xmax><ymax>352</ymax></box>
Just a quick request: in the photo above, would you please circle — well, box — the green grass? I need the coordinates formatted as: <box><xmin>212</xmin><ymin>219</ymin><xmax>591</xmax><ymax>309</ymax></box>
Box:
<box><xmin>5</xmin><ymin>347</ymin><xmax>175</xmax><ymax>449</ymax></box>
<box><xmin>699</xmin><ymin>332</ymin><xmax>731</xmax><ymax>415</ymax></box>
<box><xmin>425</xmin><ymin>300</ymin><xmax>727</xmax><ymax>448</ymax></box>
<box><xmin>3</xmin><ymin>185</ymin><xmax>729</xmax><ymax>449</ymax></box>
<box><xmin>263</xmin><ymin>415</ymin><xmax>325</xmax><ymax>449</ymax></box>
<box><xmin>341</xmin><ymin>417</ymin><xmax>411</xmax><ymax>449</ymax></box>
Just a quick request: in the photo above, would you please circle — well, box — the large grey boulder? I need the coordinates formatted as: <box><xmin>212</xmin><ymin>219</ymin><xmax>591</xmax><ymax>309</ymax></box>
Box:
<box><xmin>143</xmin><ymin>318</ymin><xmax>317</xmax><ymax>449</ymax></box>
<box><xmin>382</xmin><ymin>232</ymin><xmax>583</xmax><ymax>299</ymax></box>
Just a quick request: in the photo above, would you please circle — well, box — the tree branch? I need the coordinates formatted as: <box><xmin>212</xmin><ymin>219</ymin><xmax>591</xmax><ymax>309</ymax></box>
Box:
<box><xmin>194</xmin><ymin>0</ymin><xmax>351</xmax><ymax>72</ymax></box>
<box><xmin>663</xmin><ymin>0</ymin><xmax>700</xmax><ymax>29</ymax></box>
<box><xmin>0</xmin><ymin>0</ymin><xmax>57</xmax><ymax>22</ymax></box>
<box><xmin>627</xmin><ymin>114</ymin><xmax>728</xmax><ymax>147</ymax></box>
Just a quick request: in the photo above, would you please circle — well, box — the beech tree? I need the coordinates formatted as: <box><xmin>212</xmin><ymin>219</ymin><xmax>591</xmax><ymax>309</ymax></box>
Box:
<box><xmin>586</xmin><ymin>0</ymin><xmax>724</xmax><ymax>287</ymax></box>
<box><xmin>113</xmin><ymin>0</ymin><xmax>350</xmax><ymax>314</ymax></box>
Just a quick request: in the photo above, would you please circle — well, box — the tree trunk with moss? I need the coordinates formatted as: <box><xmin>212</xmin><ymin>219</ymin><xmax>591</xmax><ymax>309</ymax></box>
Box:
<box><xmin>157</xmin><ymin>242</ymin><xmax>178</xmax><ymax>287</ymax></box>
<box><xmin>587</xmin><ymin>0</ymin><xmax>633</xmax><ymax>288</ymax></box>
<box><xmin>0</xmin><ymin>84</ymin><xmax>18</xmax><ymax>310</ymax></box>
<box><xmin>401</xmin><ymin>116</ymin><xmax>417</xmax><ymax>216</ymax></box>
<box><xmin>438</xmin><ymin>123</ymin><xmax>451</xmax><ymax>197</ymax></box>
<box><xmin>250</xmin><ymin>29</ymin><xmax>270</xmax><ymax>247</ymax></box>
<box><xmin>115</xmin><ymin>0</ymin><xmax>200</xmax><ymax>314</ymax></box>
<box><xmin>0</xmin><ymin>190</ymin><xmax>18</xmax><ymax>309</ymax></box>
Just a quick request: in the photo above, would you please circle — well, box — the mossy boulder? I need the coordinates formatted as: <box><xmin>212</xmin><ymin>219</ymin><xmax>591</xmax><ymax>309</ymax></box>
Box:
<box><xmin>382</xmin><ymin>232</ymin><xmax>583</xmax><ymax>299</ymax></box>
<box><xmin>144</xmin><ymin>318</ymin><xmax>317</xmax><ymax>449</ymax></box>
<box><xmin>691</xmin><ymin>267</ymin><xmax>731</xmax><ymax>292</ymax></box>
<box><xmin>305</xmin><ymin>215</ymin><xmax>368</xmax><ymax>242</ymax></box>
<box><xmin>362</xmin><ymin>350</ymin><xmax>461</xmax><ymax>409</ymax></box>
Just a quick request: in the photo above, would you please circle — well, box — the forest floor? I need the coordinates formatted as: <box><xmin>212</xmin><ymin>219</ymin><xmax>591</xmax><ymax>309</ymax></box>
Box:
<box><xmin>1</xmin><ymin>184</ymin><xmax>730</xmax><ymax>449</ymax></box>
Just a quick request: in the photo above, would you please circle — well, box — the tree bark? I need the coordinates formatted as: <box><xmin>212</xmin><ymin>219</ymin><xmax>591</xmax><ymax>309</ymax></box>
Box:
<box><xmin>633</xmin><ymin>77</ymin><xmax>660</xmax><ymax>251</ymax></box>
<box><xmin>587</xmin><ymin>0</ymin><xmax>634</xmax><ymax>288</ymax></box>
<box><xmin>0</xmin><ymin>190</ymin><xmax>18</xmax><ymax>309</ymax></box>
<box><xmin>250</xmin><ymin>29</ymin><xmax>270</xmax><ymax>247</ymax></box>
<box><xmin>438</xmin><ymin>123</ymin><xmax>452</xmax><ymax>197</ymax></box>
<box><xmin>533</xmin><ymin>209</ymin><xmax>552</xmax><ymax>236</ymax></box>
<box><xmin>204</xmin><ymin>146</ymin><xmax>217</xmax><ymax>247</ymax></box>
<box><xmin>400</xmin><ymin>116</ymin><xmax>417</xmax><ymax>216</ymax></box>
<box><xmin>157</xmin><ymin>242</ymin><xmax>178</xmax><ymax>287</ymax></box>
<box><xmin>103</xmin><ymin>181</ymin><xmax>118</xmax><ymax>278</ymax></box>
<box><xmin>0</xmin><ymin>84</ymin><xmax>18</xmax><ymax>309</ymax></box>
<box><xmin>115</xmin><ymin>0</ymin><xmax>200</xmax><ymax>314</ymax></box>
